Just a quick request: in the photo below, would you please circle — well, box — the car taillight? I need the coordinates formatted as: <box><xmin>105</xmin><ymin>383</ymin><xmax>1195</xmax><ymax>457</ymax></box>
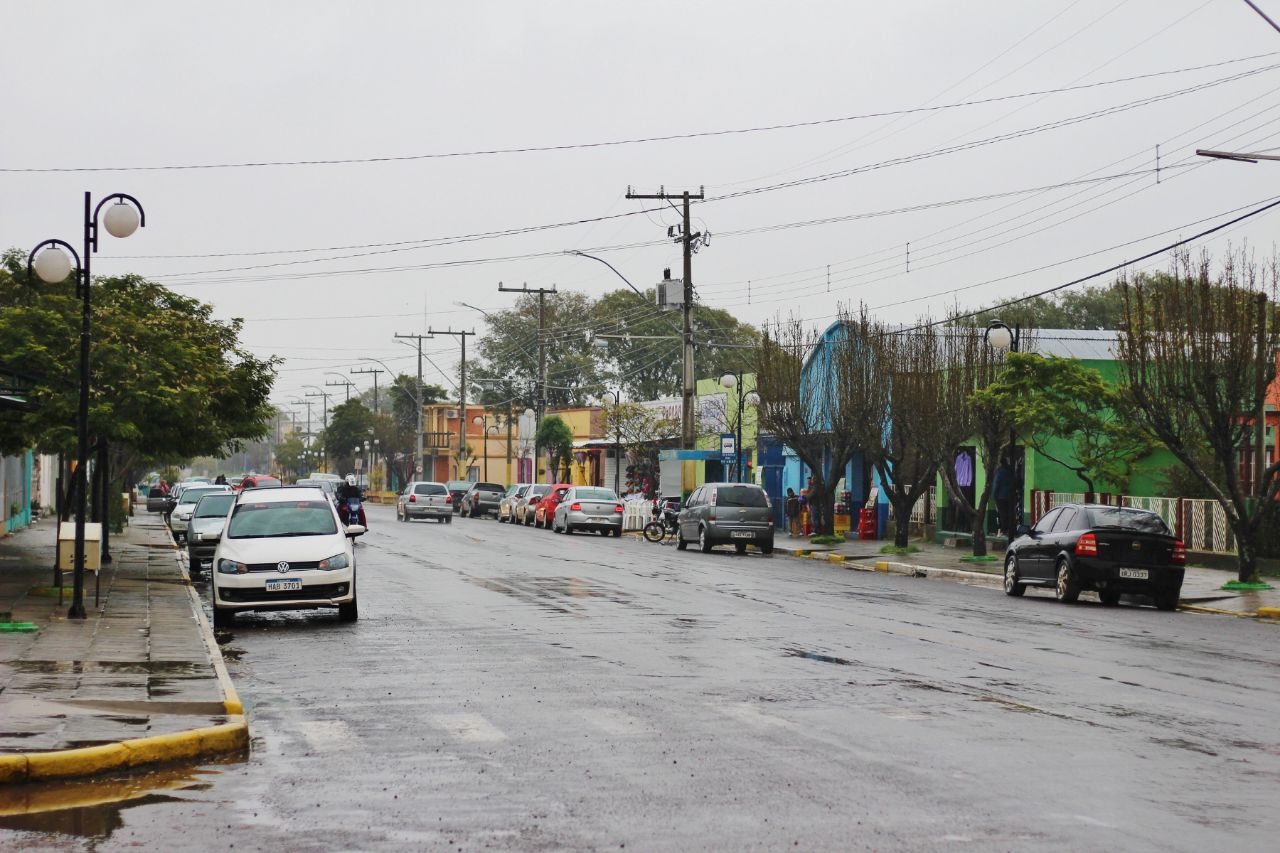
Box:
<box><xmin>614</xmin><ymin>504</ymin><xmax>624</xmax><ymax>513</ymax></box>
<box><xmin>570</xmin><ymin>503</ymin><xmax>582</xmax><ymax>511</ymax></box>
<box><xmin>1172</xmin><ymin>540</ymin><xmax>1186</xmax><ymax>564</ymax></box>
<box><xmin>445</xmin><ymin>495</ymin><xmax>452</xmax><ymax>504</ymax></box>
<box><xmin>1075</xmin><ymin>532</ymin><xmax>1098</xmax><ymax>557</ymax></box>
<box><xmin>409</xmin><ymin>494</ymin><xmax>416</xmax><ymax>503</ymax></box>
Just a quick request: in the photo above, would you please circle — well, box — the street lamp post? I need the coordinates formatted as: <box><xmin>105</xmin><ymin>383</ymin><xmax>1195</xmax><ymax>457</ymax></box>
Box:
<box><xmin>985</xmin><ymin>320</ymin><xmax>1022</xmax><ymax>535</ymax></box>
<box><xmin>718</xmin><ymin>372</ymin><xmax>760</xmax><ymax>483</ymax></box>
<box><xmin>601</xmin><ymin>388</ymin><xmax>623</xmax><ymax>495</ymax></box>
<box><xmin>28</xmin><ymin>192</ymin><xmax>145</xmax><ymax>619</ymax></box>
<box><xmin>471</xmin><ymin>414</ymin><xmax>499</xmax><ymax>481</ymax></box>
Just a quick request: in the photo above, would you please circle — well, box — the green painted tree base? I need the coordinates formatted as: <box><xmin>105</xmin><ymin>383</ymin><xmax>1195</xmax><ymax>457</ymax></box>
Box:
<box><xmin>879</xmin><ymin>544</ymin><xmax>920</xmax><ymax>555</ymax></box>
<box><xmin>809</xmin><ymin>535</ymin><xmax>844</xmax><ymax>546</ymax></box>
<box><xmin>27</xmin><ymin>587</ymin><xmax>64</xmax><ymax>598</ymax></box>
<box><xmin>0</xmin><ymin>622</ymin><xmax>38</xmax><ymax>632</ymax></box>
<box><xmin>960</xmin><ymin>555</ymin><xmax>1000</xmax><ymax>563</ymax></box>
<box><xmin>1221</xmin><ymin>580</ymin><xmax>1276</xmax><ymax>591</ymax></box>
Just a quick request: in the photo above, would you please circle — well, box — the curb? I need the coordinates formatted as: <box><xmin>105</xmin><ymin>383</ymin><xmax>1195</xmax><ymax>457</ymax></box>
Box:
<box><xmin>0</xmin><ymin>534</ymin><xmax>248</xmax><ymax>785</ymax></box>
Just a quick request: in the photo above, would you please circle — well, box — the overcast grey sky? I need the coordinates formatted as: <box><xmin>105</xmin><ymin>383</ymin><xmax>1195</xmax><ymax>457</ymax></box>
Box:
<box><xmin>6</xmin><ymin>1</ymin><xmax>1280</xmax><ymax>413</ymax></box>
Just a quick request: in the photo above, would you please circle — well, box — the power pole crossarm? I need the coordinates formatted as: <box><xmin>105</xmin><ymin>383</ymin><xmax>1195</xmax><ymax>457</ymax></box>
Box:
<box><xmin>498</xmin><ymin>282</ymin><xmax>558</xmax><ymax>482</ymax></box>
<box><xmin>350</xmin><ymin>367</ymin><xmax>383</xmax><ymax>414</ymax></box>
<box><xmin>426</xmin><ymin>327</ymin><xmax>478</xmax><ymax>479</ymax></box>
<box><xmin>394</xmin><ymin>332</ymin><xmax>434</xmax><ymax>480</ymax></box>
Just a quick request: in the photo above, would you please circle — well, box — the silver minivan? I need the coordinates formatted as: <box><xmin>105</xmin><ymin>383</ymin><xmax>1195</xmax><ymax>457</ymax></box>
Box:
<box><xmin>677</xmin><ymin>483</ymin><xmax>775</xmax><ymax>554</ymax></box>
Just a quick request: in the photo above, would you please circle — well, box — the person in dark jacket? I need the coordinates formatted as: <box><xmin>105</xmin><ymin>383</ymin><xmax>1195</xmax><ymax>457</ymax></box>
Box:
<box><xmin>784</xmin><ymin>488</ymin><xmax>801</xmax><ymax>536</ymax></box>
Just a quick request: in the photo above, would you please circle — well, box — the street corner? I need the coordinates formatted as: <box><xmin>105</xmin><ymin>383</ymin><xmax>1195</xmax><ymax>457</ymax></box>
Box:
<box><xmin>1259</xmin><ymin>606</ymin><xmax>1280</xmax><ymax>620</ymax></box>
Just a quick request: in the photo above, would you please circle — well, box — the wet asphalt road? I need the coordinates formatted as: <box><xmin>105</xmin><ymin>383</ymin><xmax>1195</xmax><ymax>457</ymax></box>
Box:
<box><xmin>4</xmin><ymin>503</ymin><xmax>1279</xmax><ymax>852</ymax></box>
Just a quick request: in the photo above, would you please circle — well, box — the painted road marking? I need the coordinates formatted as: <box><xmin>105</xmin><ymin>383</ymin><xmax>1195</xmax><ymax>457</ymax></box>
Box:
<box><xmin>434</xmin><ymin>713</ymin><xmax>508</xmax><ymax>743</ymax></box>
<box><xmin>298</xmin><ymin>719</ymin><xmax>356</xmax><ymax>751</ymax></box>
<box><xmin>718</xmin><ymin>702</ymin><xmax>794</xmax><ymax>728</ymax></box>
<box><xmin>579</xmin><ymin>708</ymin><xmax>654</xmax><ymax>736</ymax></box>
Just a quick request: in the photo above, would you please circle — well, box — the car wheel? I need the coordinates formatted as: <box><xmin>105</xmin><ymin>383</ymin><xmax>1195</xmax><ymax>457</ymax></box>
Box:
<box><xmin>1154</xmin><ymin>589</ymin><xmax>1179</xmax><ymax>611</ymax></box>
<box><xmin>612</xmin><ymin>527</ymin><xmax>622</xmax><ymax>538</ymax></box>
<box><xmin>760</xmin><ymin>541</ymin><xmax>774</xmax><ymax>555</ymax></box>
<box><xmin>445</xmin><ymin>516</ymin><xmax>452</xmax><ymax>525</ymax></box>
<box><xmin>1099</xmin><ymin>588</ymin><xmax>1121</xmax><ymax>606</ymax></box>
<box><xmin>699</xmin><ymin>526</ymin><xmax>713</xmax><ymax>553</ymax></box>
<box><xmin>735</xmin><ymin>542</ymin><xmax>747</xmax><ymax>555</ymax></box>
<box><xmin>187</xmin><ymin>548</ymin><xmax>201</xmax><ymax>579</ymax></box>
<box><xmin>1003</xmin><ymin>554</ymin><xmax>1026</xmax><ymax>597</ymax></box>
<box><xmin>676</xmin><ymin>532</ymin><xmax>688</xmax><ymax>551</ymax></box>
<box><xmin>212</xmin><ymin>605</ymin><xmax>233</xmax><ymax>629</ymax></box>
<box><xmin>1055</xmin><ymin>558</ymin><xmax>1080</xmax><ymax>603</ymax></box>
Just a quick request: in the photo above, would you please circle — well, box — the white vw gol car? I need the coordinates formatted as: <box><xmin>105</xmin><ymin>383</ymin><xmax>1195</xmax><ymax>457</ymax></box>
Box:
<box><xmin>212</xmin><ymin>486</ymin><xmax>365</xmax><ymax>627</ymax></box>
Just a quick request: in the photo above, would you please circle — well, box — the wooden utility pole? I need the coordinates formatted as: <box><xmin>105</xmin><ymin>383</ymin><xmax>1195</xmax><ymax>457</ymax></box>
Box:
<box><xmin>351</xmin><ymin>367</ymin><xmax>383</xmax><ymax>414</ymax></box>
<box><xmin>427</xmin><ymin>327</ymin><xmax>477</xmax><ymax>478</ymax></box>
<box><xmin>326</xmin><ymin>378</ymin><xmax>355</xmax><ymax>401</ymax></box>
<box><xmin>625</xmin><ymin>186</ymin><xmax>705</xmax><ymax>449</ymax></box>
<box><xmin>498</xmin><ymin>282</ymin><xmax>557</xmax><ymax>481</ymax></box>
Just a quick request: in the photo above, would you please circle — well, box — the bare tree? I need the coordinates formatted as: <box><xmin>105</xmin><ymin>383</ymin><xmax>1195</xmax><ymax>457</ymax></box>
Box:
<box><xmin>756</xmin><ymin>309</ymin><xmax>885</xmax><ymax>536</ymax></box>
<box><xmin>931</xmin><ymin>324</ymin><xmax>1012</xmax><ymax>558</ymax></box>
<box><xmin>603</xmin><ymin>402</ymin><xmax>678</xmax><ymax>499</ymax></box>
<box><xmin>1118</xmin><ymin>249</ymin><xmax>1280</xmax><ymax>584</ymax></box>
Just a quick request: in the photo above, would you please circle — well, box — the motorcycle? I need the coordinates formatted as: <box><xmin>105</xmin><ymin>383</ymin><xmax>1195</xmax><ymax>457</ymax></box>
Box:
<box><xmin>642</xmin><ymin>498</ymin><xmax>681</xmax><ymax>543</ymax></box>
<box><xmin>344</xmin><ymin>494</ymin><xmax>363</xmax><ymax>526</ymax></box>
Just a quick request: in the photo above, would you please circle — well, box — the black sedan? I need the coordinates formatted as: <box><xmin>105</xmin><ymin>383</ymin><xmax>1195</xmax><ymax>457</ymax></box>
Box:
<box><xmin>1003</xmin><ymin>504</ymin><xmax>1185</xmax><ymax>611</ymax></box>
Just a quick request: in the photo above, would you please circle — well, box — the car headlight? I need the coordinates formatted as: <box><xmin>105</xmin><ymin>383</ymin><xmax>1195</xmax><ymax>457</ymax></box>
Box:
<box><xmin>318</xmin><ymin>553</ymin><xmax>349</xmax><ymax>571</ymax></box>
<box><xmin>217</xmin><ymin>558</ymin><xmax>247</xmax><ymax>574</ymax></box>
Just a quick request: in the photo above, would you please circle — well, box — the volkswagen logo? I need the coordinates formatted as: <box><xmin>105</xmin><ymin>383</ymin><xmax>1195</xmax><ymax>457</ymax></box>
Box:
<box><xmin>276</xmin><ymin>561</ymin><xmax>290</xmax><ymax>573</ymax></box>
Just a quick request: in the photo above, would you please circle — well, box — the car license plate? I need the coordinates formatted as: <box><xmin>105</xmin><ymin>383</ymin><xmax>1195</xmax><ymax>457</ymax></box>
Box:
<box><xmin>265</xmin><ymin>579</ymin><xmax>303</xmax><ymax>592</ymax></box>
<box><xmin>589</xmin><ymin>516</ymin><xmax>608</xmax><ymax>522</ymax></box>
<box><xmin>1119</xmin><ymin>568</ymin><xmax>1149</xmax><ymax>580</ymax></box>
<box><xmin>731</xmin><ymin>531</ymin><xmax>754</xmax><ymax>539</ymax></box>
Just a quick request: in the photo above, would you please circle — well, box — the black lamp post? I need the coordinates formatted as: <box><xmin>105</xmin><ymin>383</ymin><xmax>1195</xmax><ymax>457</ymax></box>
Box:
<box><xmin>602</xmin><ymin>388</ymin><xmax>622</xmax><ymax>495</ymax></box>
<box><xmin>28</xmin><ymin>192</ymin><xmax>145</xmax><ymax>619</ymax></box>
<box><xmin>985</xmin><ymin>320</ymin><xmax>1022</xmax><ymax>535</ymax></box>
<box><xmin>718</xmin><ymin>371</ymin><xmax>760</xmax><ymax>483</ymax></box>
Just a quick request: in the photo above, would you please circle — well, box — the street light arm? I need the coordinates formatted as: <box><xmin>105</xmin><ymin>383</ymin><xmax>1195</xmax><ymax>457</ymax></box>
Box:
<box><xmin>25</xmin><ymin>238</ymin><xmax>83</xmax><ymax>283</ymax></box>
<box><xmin>90</xmin><ymin>192</ymin><xmax>147</xmax><ymax>229</ymax></box>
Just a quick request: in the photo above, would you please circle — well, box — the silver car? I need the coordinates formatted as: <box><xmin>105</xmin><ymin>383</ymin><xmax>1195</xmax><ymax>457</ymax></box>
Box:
<box><xmin>170</xmin><ymin>485</ymin><xmax>233</xmax><ymax>543</ymax></box>
<box><xmin>396</xmin><ymin>481</ymin><xmax>452</xmax><ymax>522</ymax></box>
<box><xmin>677</xmin><ymin>482</ymin><xmax>775</xmax><ymax>554</ymax></box>
<box><xmin>499</xmin><ymin>484</ymin><xmax>531</xmax><ymax>523</ymax></box>
<box><xmin>551</xmin><ymin>487</ymin><xmax>624</xmax><ymax>536</ymax></box>
<box><xmin>186</xmin><ymin>492</ymin><xmax>237</xmax><ymax>579</ymax></box>
<box><xmin>514</xmin><ymin>484</ymin><xmax>552</xmax><ymax>526</ymax></box>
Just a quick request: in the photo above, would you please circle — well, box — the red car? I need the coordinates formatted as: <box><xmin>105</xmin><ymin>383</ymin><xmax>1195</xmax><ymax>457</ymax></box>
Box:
<box><xmin>238</xmin><ymin>474</ymin><xmax>283</xmax><ymax>491</ymax></box>
<box><xmin>534</xmin><ymin>484</ymin><xmax>573</xmax><ymax>529</ymax></box>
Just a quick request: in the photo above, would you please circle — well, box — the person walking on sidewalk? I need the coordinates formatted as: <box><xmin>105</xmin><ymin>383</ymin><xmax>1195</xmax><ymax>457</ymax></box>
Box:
<box><xmin>785</xmin><ymin>488</ymin><xmax>801</xmax><ymax>536</ymax></box>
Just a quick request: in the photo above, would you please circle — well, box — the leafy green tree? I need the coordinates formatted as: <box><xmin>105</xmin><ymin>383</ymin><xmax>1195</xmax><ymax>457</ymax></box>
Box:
<box><xmin>590</xmin><ymin>289</ymin><xmax>760</xmax><ymax>401</ymax></box>
<box><xmin>972</xmin><ymin>353</ymin><xmax>1155</xmax><ymax>494</ymax></box>
<box><xmin>0</xmin><ymin>250</ymin><xmax>277</xmax><ymax>500</ymax></box>
<box><xmin>963</xmin><ymin>282</ymin><xmax>1128</xmax><ymax>330</ymax></box>
<box><xmin>322</xmin><ymin>399</ymin><xmax>376</xmax><ymax>476</ymax></box>
<box><xmin>275</xmin><ymin>433</ymin><xmax>307</xmax><ymax>480</ymax></box>
<box><xmin>535</xmin><ymin>415</ymin><xmax>574</xmax><ymax>482</ymax></box>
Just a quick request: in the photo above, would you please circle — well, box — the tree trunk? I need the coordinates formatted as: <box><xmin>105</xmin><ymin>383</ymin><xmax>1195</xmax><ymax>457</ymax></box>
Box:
<box><xmin>1231</xmin><ymin>515</ymin><xmax>1261</xmax><ymax>584</ymax></box>
<box><xmin>891</xmin><ymin>496</ymin><xmax>912</xmax><ymax>547</ymax></box>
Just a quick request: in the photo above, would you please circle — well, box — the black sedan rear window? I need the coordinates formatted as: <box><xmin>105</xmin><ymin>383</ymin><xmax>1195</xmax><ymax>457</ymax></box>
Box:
<box><xmin>1085</xmin><ymin>507</ymin><xmax>1171</xmax><ymax>535</ymax></box>
<box><xmin>715</xmin><ymin>486</ymin><xmax>769</xmax><ymax>508</ymax></box>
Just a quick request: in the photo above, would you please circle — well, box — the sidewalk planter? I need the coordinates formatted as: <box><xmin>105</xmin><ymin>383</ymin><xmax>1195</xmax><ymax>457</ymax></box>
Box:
<box><xmin>56</xmin><ymin>522</ymin><xmax>102</xmax><ymax>571</ymax></box>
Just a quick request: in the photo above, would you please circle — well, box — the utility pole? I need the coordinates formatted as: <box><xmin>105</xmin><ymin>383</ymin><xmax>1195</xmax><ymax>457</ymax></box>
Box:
<box><xmin>351</xmin><ymin>367</ymin><xmax>383</xmax><ymax>414</ymax></box>
<box><xmin>498</xmin><ymin>282</ymin><xmax>557</xmax><ymax>482</ymax></box>
<box><xmin>625</xmin><ymin>186</ymin><xmax>705</xmax><ymax>450</ymax></box>
<box><xmin>305</xmin><ymin>391</ymin><xmax>330</xmax><ymax>430</ymax></box>
<box><xmin>394</xmin><ymin>333</ymin><xmax>433</xmax><ymax>479</ymax></box>
<box><xmin>426</xmin><ymin>327</ymin><xmax>477</xmax><ymax>479</ymax></box>
<box><xmin>326</xmin><ymin>378</ymin><xmax>354</xmax><ymax>401</ymax></box>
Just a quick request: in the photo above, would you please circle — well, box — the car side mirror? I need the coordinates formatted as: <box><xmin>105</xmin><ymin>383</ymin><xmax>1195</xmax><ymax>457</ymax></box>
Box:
<box><xmin>346</xmin><ymin>524</ymin><xmax>366</xmax><ymax>537</ymax></box>
<box><xmin>1016</xmin><ymin>524</ymin><xmax>1031</xmax><ymax>537</ymax></box>
<box><xmin>529</xmin><ymin>496</ymin><xmax>540</xmax><ymax>503</ymax></box>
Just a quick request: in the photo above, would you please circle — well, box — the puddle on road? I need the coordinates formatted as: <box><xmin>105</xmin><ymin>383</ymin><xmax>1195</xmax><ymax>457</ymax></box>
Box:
<box><xmin>0</xmin><ymin>758</ymin><xmax>238</xmax><ymax>839</ymax></box>
<box><xmin>469</xmin><ymin>576</ymin><xmax>635</xmax><ymax>615</ymax></box>
<box><xmin>783</xmin><ymin>647</ymin><xmax>854</xmax><ymax>666</ymax></box>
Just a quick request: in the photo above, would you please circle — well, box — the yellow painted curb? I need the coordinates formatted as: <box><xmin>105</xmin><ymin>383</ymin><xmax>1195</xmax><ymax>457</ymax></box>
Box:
<box><xmin>1180</xmin><ymin>604</ymin><xmax>1255</xmax><ymax>618</ymax></box>
<box><xmin>827</xmin><ymin>554</ymin><xmax>846</xmax><ymax>563</ymax></box>
<box><xmin>875</xmin><ymin>561</ymin><xmax>890</xmax><ymax>572</ymax></box>
<box><xmin>1257</xmin><ymin>606</ymin><xmax>1280</xmax><ymax>618</ymax></box>
<box><xmin>27</xmin><ymin>743</ymin><xmax>130</xmax><ymax>781</ymax></box>
<box><xmin>0</xmin><ymin>755</ymin><xmax>28</xmax><ymax>784</ymax></box>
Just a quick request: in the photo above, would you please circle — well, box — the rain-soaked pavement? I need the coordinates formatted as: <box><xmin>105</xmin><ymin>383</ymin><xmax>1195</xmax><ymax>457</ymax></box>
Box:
<box><xmin>3</xmin><ymin>504</ymin><xmax>1278</xmax><ymax>851</ymax></box>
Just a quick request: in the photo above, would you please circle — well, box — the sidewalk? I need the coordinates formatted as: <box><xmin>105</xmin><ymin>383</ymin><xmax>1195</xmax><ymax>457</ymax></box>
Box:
<box><xmin>776</xmin><ymin>535</ymin><xmax>1280</xmax><ymax>619</ymax></box>
<box><xmin>0</xmin><ymin>512</ymin><xmax>246</xmax><ymax>784</ymax></box>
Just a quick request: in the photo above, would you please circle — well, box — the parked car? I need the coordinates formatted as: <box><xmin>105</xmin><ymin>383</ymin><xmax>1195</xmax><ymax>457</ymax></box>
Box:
<box><xmin>677</xmin><ymin>482</ymin><xmax>775</xmax><ymax>554</ymax></box>
<box><xmin>296</xmin><ymin>478</ymin><xmax>339</xmax><ymax>500</ymax></box>
<box><xmin>498</xmin><ymin>484</ymin><xmax>531</xmax><ymax>523</ymax></box>
<box><xmin>515</xmin><ymin>484</ymin><xmax>551</xmax><ymax>525</ymax></box>
<box><xmin>396</xmin><ymin>481</ymin><xmax>452</xmax><ymax>523</ymax></box>
<box><xmin>534</xmin><ymin>484</ymin><xmax>573</xmax><ymax>529</ymax></box>
<box><xmin>551</xmin><ymin>487</ymin><xmax>624</xmax><ymax>536</ymax></box>
<box><xmin>239</xmin><ymin>474</ymin><xmax>283</xmax><ymax>490</ymax></box>
<box><xmin>187</xmin><ymin>492</ymin><xmax>237</xmax><ymax>579</ymax></box>
<box><xmin>460</xmin><ymin>482</ymin><xmax>505</xmax><ymax>518</ymax></box>
<box><xmin>446</xmin><ymin>480</ymin><xmax>472</xmax><ymax>513</ymax></box>
<box><xmin>1003</xmin><ymin>503</ymin><xmax>1185</xmax><ymax>610</ymax></box>
<box><xmin>169</xmin><ymin>484</ymin><xmax>234</xmax><ymax>543</ymax></box>
<box><xmin>146</xmin><ymin>488</ymin><xmax>172</xmax><ymax>514</ymax></box>
<box><xmin>211</xmin><ymin>485</ymin><xmax>364</xmax><ymax>627</ymax></box>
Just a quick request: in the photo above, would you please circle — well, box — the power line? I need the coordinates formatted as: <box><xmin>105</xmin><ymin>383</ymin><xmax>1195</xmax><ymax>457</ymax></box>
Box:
<box><xmin>11</xmin><ymin>53</ymin><xmax>1275</xmax><ymax>174</ymax></box>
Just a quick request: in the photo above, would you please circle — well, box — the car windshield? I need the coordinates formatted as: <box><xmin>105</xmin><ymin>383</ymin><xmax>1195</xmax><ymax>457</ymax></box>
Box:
<box><xmin>194</xmin><ymin>494</ymin><xmax>236</xmax><ymax>518</ymax></box>
<box><xmin>414</xmin><ymin>483</ymin><xmax>447</xmax><ymax>495</ymax></box>
<box><xmin>179</xmin><ymin>488</ymin><xmax>224</xmax><ymax>507</ymax></box>
<box><xmin>447</xmin><ymin>481</ymin><xmax>471</xmax><ymax>491</ymax></box>
<box><xmin>527</xmin><ymin>485</ymin><xmax>550</xmax><ymax>497</ymax></box>
<box><xmin>715</xmin><ymin>486</ymin><xmax>769</xmax><ymax>508</ymax></box>
<box><xmin>1086</xmin><ymin>507</ymin><xmax>1171</xmax><ymax>534</ymax></box>
<box><xmin>476</xmin><ymin>483</ymin><xmax>503</xmax><ymax>492</ymax></box>
<box><xmin>575</xmin><ymin>488</ymin><xmax>617</xmax><ymax>501</ymax></box>
<box><xmin>226</xmin><ymin>500</ymin><xmax>338</xmax><ymax>539</ymax></box>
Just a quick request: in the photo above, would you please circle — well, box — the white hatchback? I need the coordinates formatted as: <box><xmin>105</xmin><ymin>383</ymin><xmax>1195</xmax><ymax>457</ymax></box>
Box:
<box><xmin>211</xmin><ymin>486</ymin><xmax>365</xmax><ymax>627</ymax></box>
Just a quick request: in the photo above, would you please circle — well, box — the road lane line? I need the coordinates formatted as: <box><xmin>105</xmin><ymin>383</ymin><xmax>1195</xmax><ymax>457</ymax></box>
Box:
<box><xmin>298</xmin><ymin>719</ymin><xmax>356</xmax><ymax>751</ymax></box>
<box><xmin>434</xmin><ymin>713</ymin><xmax>508</xmax><ymax>743</ymax></box>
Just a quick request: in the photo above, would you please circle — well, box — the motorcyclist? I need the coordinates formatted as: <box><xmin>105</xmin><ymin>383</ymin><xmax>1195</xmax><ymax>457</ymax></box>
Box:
<box><xmin>336</xmin><ymin>475</ymin><xmax>368</xmax><ymax>527</ymax></box>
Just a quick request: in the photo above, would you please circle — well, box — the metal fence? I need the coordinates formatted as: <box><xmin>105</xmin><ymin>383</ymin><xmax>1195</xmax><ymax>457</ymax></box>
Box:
<box><xmin>1029</xmin><ymin>489</ymin><xmax>1236</xmax><ymax>555</ymax></box>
